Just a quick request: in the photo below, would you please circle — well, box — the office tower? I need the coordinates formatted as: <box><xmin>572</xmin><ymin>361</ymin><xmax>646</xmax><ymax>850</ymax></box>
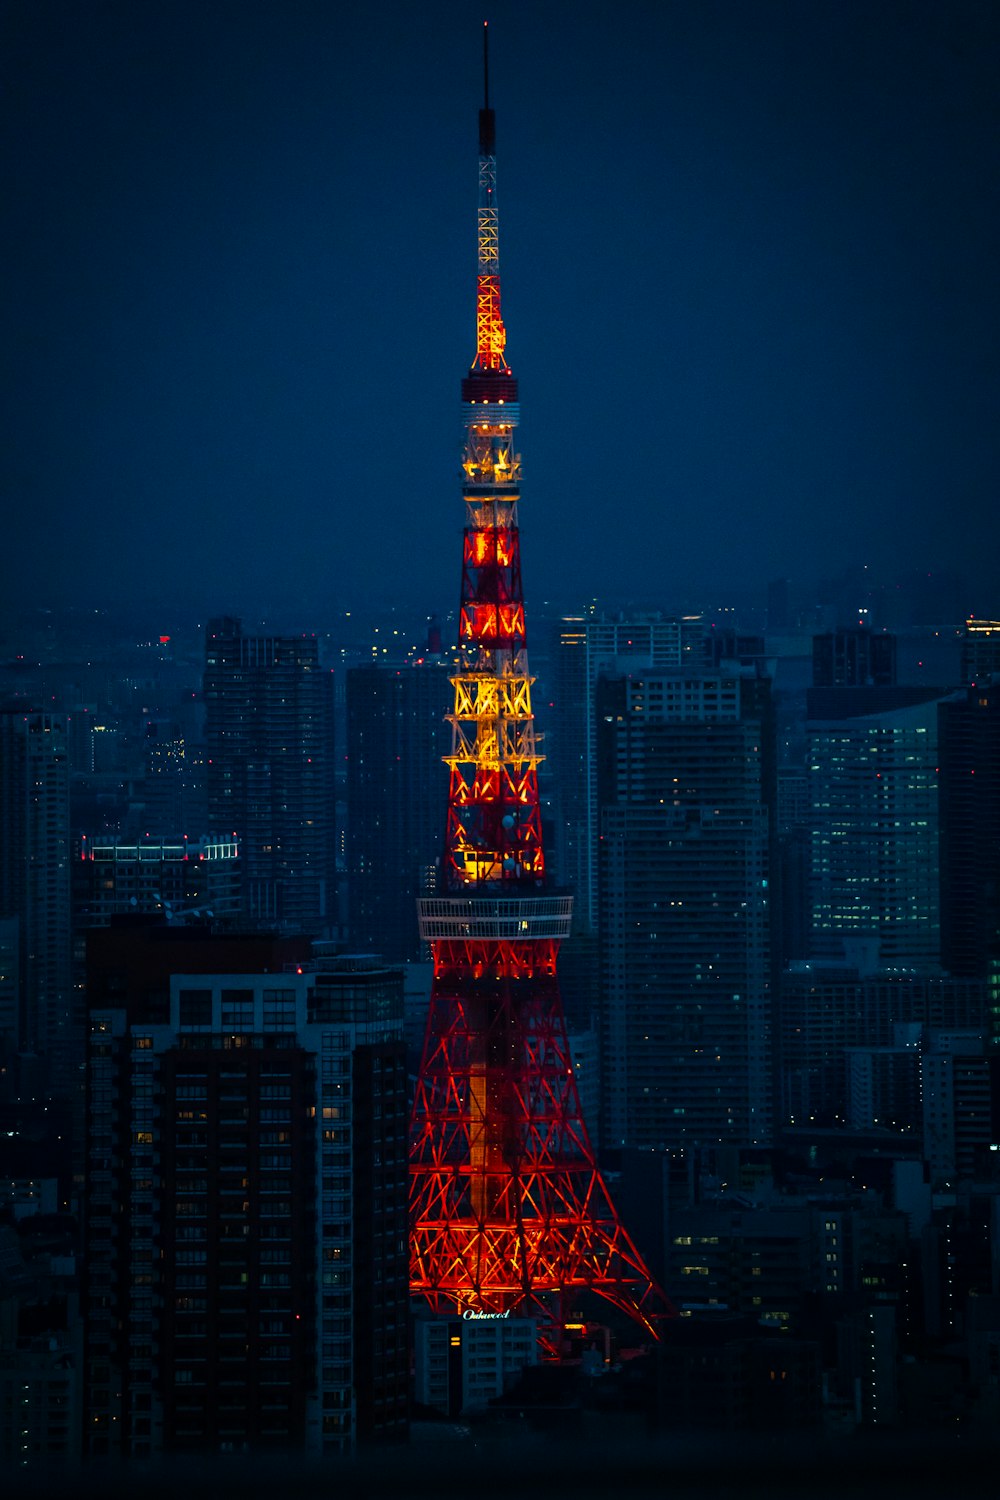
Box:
<box><xmin>806</xmin><ymin>686</ymin><xmax>949</xmax><ymax>968</ymax></box>
<box><xmin>204</xmin><ymin>618</ymin><xmax>334</xmax><ymax>931</ymax></box>
<box><xmin>776</xmin><ymin>768</ymin><xmax>810</xmax><ymax>964</ymax></box>
<box><xmin>837</xmin><ymin>1306</ymin><xmax>899</xmax><ymax>1426</ymax></box>
<box><xmin>778</xmin><ymin>965</ymin><xmax>986</xmax><ymax>1127</ymax></box>
<box><xmin>655</xmin><ymin>1323</ymin><xmax>822</xmax><ymax>1433</ymax></box>
<box><xmin>84</xmin><ymin>924</ymin><xmax>408</xmax><ymax>1456</ymax></box>
<box><xmin>0</xmin><ymin>916</ymin><xmax>19</xmax><ymax>1056</ymax></box>
<box><xmin>0</xmin><ymin>711</ymin><xmax>73</xmax><ymax>1088</ymax></box>
<box><xmin>597</xmin><ymin>668</ymin><xmax>774</xmax><ymax>1149</ymax></box>
<box><xmin>844</xmin><ymin>1025</ymin><xmax>923</xmax><ymax>1134</ymax></box>
<box><xmin>410</xmin><ymin>32</ymin><xmax>665</xmax><ymax>1347</ymax></box>
<box><xmin>938</xmin><ymin>683</ymin><xmax>1000</xmax><ymax>978</ymax></box>
<box><xmin>921</xmin><ymin>1031</ymin><xmax>993</xmax><ymax>1182</ymax></box>
<box><xmin>551</xmin><ymin>613</ymin><xmax>687</xmax><ymax>928</ymax></box>
<box><xmin>0</xmin><ymin>1337</ymin><xmax>80</xmax><ymax>1466</ymax></box>
<box><xmin>346</xmin><ymin>659</ymin><xmax>452</xmax><ymax>961</ymax></box>
<box><xmin>0</xmin><ymin>1165</ymin><xmax>80</xmax><ymax>1469</ymax></box>
<box><xmin>707</xmin><ymin>629</ymin><xmax>767</xmax><ymax>670</ymax></box>
<box><xmin>142</xmin><ymin>717</ymin><xmax>208</xmax><ymax>838</ymax></box>
<box><xmin>667</xmin><ymin>1199</ymin><xmax>828</xmax><ymax>1326</ymax></box>
<box><xmin>812</xmin><ymin>628</ymin><xmax>897</xmax><ymax>688</ymax></box>
<box><xmin>961</xmin><ymin>618</ymin><xmax>1000</xmax><ymax>685</ymax></box>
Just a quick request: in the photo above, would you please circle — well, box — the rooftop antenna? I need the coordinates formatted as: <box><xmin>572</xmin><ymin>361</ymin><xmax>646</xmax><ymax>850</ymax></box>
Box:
<box><xmin>479</xmin><ymin>20</ymin><xmax>495</xmax><ymax>155</ymax></box>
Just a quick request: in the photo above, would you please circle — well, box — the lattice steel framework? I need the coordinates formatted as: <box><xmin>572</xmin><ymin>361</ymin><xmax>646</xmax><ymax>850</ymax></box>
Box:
<box><xmin>410</xmin><ymin>27</ymin><xmax>670</xmax><ymax>1349</ymax></box>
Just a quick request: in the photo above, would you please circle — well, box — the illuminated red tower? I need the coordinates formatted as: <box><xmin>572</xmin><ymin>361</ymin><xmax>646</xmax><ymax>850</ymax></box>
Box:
<box><xmin>410</xmin><ymin>26</ymin><xmax>668</xmax><ymax>1347</ymax></box>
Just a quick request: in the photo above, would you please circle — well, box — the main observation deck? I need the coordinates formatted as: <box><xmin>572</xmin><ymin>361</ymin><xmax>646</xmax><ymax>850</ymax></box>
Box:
<box><xmin>417</xmin><ymin>892</ymin><xmax>573</xmax><ymax>943</ymax></box>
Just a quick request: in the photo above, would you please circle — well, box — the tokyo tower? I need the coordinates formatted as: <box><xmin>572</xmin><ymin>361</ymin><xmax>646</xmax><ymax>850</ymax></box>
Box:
<box><xmin>409</xmin><ymin>25</ymin><xmax>669</xmax><ymax>1348</ymax></box>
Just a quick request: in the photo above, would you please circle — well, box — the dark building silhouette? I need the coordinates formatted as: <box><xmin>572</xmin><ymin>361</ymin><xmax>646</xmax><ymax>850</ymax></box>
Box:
<box><xmin>776</xmin><ymin>768</ymin><xmax>810</xmax><ymax>966</ymax></box>
<box><xmin>777</xmin><ymin>965</ymin><xmax>985</xmax><ymax>1127</ymax></box>
<box><xmin>345</xmin><ymin>659</ymin><xmax>452</xmax><ymax>961</ymax></box>
<box><xmin>835</xmin><ymin>1305</ymin><xmax>900</xmax><ymax>1426</ymax></box>
<box><xmin>0</xmin><ymin>710</ymin><xmax>73</xmax><ymax>1090</ymax></box>
<box><xmin>812</xmin><ymin>628</ymin><xmax>897</xmax><ymax>688</ymax></box>
<box><xmin>921</xmin><ymin>1030</ymin><xmax>994</xmax><ymax>1183</ymax></box>
<box><xmin>550</xmin><ymin>614</ymin><xmax>691</xmax><ymax>929</ymax></box>
<box><xmin>596</xmin><ymin>666</ymin><xmax>775</xmax><ymax>1149</ymax></box>
<box><xmin>141</xmin><ymin>717</ymin><xmax>209</xmax><ymax>839</ymax></box>
<box><xmin>654</xmin><ymin>1316</ymin><xmax>821</xmax><ymax>1431</ymax></box>
<box><xmin>73</xmin><ymin>836</ymin><xmax>242</xmax><ymax>931</ymax></box>
<box><xmin>938</xmin><ymin>683</ymin><xmax>1000</xmax><ymax>978</ymax></box>
<box><xmin>204</xmin><ymin>619</ymin><xmax>334</xmax><ymax>932</ymax></box>
<box><xmin>83</xmin><ymin>920</ymin><xmax>408</xmax><ymax>1456</ymax></box>
<box><xmin>707</xmin><ymin>629</ymin><xmax>767</xmax><ymax>670</ymax></box>
<box><xmin>960</xmin><ymin>619</ymin><xmax>1000</xmax><ymax>686</ymax></box>
<box><xmin>806</xmin><ymin>686</ymin><xmax>950</xmax><ymax>968</ymax></box>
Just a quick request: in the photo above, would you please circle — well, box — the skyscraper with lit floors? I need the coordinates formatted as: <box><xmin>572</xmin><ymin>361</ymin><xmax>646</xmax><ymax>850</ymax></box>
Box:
<box><xmin>84</xmin><ymin>923</ymin><xmax>408</xmax><ymax>1455</ymax></box>
<box><xmin>204</xmin><ymin>618</ymin><xmax>334</xmax><ymax>933</ymax></box>
<box><xmin>597</xmin><ymin>666</ymin><xmax>774</xmax><ymax>1149</ymax></box>
<box><xmin>346</xmin><ymin>658</ymin><xmax>452</xmax><ymax>961</ymax></box>
<box><xmin>0</xmin><ymin>709</ymin><xmax>73</xmax><ymax>1090</ymax></box>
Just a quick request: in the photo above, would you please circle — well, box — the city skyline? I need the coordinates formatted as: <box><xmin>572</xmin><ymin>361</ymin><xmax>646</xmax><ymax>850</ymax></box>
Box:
<box><xmin>3</xmin><ymin>0</ymin><xmax>998</xmax><ymax>619</ymax></box>
<box><xmin>4</xmin><ymin>3</ymin><xmax>1000</xmax><ymax>1464</ymax></box>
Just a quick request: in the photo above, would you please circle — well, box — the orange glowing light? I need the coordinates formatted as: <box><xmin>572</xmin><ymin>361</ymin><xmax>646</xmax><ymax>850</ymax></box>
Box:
<box><xmin>411</xmin><ymin>48</ymin><xmax>670</xmax><ymax>1351</ymax></box>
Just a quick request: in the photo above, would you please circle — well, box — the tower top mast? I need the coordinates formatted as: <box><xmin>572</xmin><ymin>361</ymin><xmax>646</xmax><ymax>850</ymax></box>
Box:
<box><xmin>469</xmin><ymin>19</ymin><xmax>508</xmax><ymax>379</ymax></box>
<box><xmin>480</xmin><ymin>20</ymin><xmax>494</xmax><ymax>153</ymax></box>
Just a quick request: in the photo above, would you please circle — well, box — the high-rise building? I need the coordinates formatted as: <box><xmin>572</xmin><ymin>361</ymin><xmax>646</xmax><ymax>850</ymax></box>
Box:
<box><xmin>938</xmin><ymin>683</ymin><xmax>1000</xmax><ymax>978</ymax></box>
<box><xmin>83</xmin><ymin>923</ymin><xmax>408</xmax><ymax>1456</ymax></box>
<box><xmin>921</xmin><ymin>1030</ymin><xmax>993</xmax><ymax>1183</ymax></box>
<box><xmin>776</xmin><ymin>767</ymin><xmax>811</xmax><ymax>965</ymax></box>
<box><xmin>812</xmin><ymin>628</ymin><xmax>897</xmax><ymax>688</ymax></box>
<box><xmin>961</xmin><ymin>619</ymin><xmax>1000</xmax><ymax>686</ymax></box>
<box><xmin>777</xmin><ymin>963</ymin><xmax>986</xmax><ymax>1127</ymax></box>
<box><xmin>0</xmin><ymin>711</ymin><xmax>73</xmax><ymax>1088</ymax></box>
<box><xmin>597</xmin><ymin>667</ymin><xmax>774</xmax><ymax>1149</ymax></box>
<box><xmin>550</xmin><ymin>614</ymin><xmax>688</xmax><ymax>928</ymax></box>
<box><xmin>0</xmin><ymin>1330</ymin><xmax>80</xmax><ymax>1466</ymax></box>
<box><xmin>0</xmin><ymin>916</ymin><xmax>20</xmax><ymax>1058</ymax></box>
<box><xmin>204</xmin><ymin>618</ymin><xmax>334</xmax><ymax>932</ymax></box>
<box><xmin>806</xmin><ymin>686</ymin><xmax>949</xmax><ymax>969</ymax></box>
<box><xmin>412</xmin><ymin>1310</ymin><xmax>539</xmax><ymax>1417</ymax></box>
<box><xmin>410</xmin><ymin>31</ymin><xmax>666</xmax><ymax>1346</ymax></box>
<box><xmin>836</xmin><ymin>1305</ymin><xmax>899</xmax><ymax>1426</ymax></box>
<box><xmin>844</xmin><ymin>1026</ymin><xmax>923</xmax><ymax>1135</ymax></box>
<box><xmin>346</xmin><ymin>660</ymin><xmax>452</xmax><ymax>961</ymax></box>
<box><xmin>74</xmin><ymin>836</ymin><xmax>241</xmax><ymax>930</ymax></box>
<box><xmin>141</xmin><ymin>717</ymin><xmax>208</xmax><ymax>839</ymax></box>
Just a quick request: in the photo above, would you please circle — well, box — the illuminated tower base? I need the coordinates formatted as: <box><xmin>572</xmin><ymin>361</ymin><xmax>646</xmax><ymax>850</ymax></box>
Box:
<box><xmin>411</xmin><ymin>896</ymin><xmax>665</xmax><ymax>1348</ymax></box>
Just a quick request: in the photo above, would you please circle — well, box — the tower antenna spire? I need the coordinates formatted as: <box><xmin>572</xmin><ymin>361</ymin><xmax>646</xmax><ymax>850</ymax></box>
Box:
<box><xmin>479</xmin><ymin>20</ymin><xmax>496</xmax><ymax>159</ymax></box>
<box><xmin>474</xmin><ymin>22</ymin><xmax>501</xmax><ymax>371</ymax></box>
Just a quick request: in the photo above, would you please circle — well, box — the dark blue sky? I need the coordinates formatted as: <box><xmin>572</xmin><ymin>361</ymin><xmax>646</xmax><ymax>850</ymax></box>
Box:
<box><xmin>3</xmin><ymin>0</ymin><xmax>998</xmax><ymax>622</ymax></box>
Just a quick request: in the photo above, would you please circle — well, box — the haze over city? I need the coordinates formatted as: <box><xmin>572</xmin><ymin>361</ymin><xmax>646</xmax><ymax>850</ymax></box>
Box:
<box><xmin>3</xmin><ymin>0</ymin><xmax>998</xmax><ymax>621</ymax></box>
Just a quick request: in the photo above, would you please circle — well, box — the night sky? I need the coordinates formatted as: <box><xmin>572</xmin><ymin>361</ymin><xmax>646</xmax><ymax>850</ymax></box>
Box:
<box><xmin>3</xmin><ymin>0</ymin><xmax>998</xmax><ymax>622</ymax></box>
